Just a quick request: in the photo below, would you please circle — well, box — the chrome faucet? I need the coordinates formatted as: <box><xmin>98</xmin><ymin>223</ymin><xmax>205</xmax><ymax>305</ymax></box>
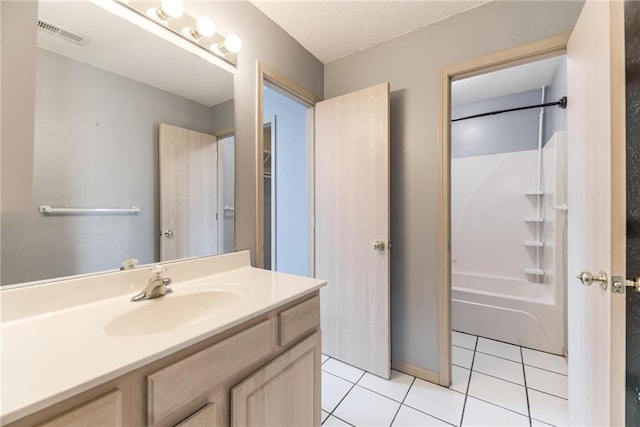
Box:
<box><xmin>131</xmin><ymin>265</ymin><xmax>173</xmax><ymax>302</ymax></box>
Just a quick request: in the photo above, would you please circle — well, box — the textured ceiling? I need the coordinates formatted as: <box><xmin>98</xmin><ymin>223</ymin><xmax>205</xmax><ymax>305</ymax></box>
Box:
<box><xmin>452</xmin><ymin>56</ymin><xmax>565</xmax><ymax>106</ymax></box>
<box><xmin>250</xmin><ymin>0</ymin><xmax>491</xmax><ymax>64</ymax></box>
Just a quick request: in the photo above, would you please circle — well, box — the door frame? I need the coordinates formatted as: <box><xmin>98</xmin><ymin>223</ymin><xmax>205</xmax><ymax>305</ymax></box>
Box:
<box><xmin>215</xmin><ymin>129</ymin><xmax>234</xmax><ymax>254</ymax></box>
<box><xmin>263</xmin><ymin>116</ymin><xmax>276</xmax><ymax>269</ymax></box>
<box><xmin>255</xmin><ymin>62</ymin><xmax>318</xmax><ymax>270</ymax></box>
<box><xmin>437</xmin><ymin>34</ymin><xmax>570</xmax><ymax>387</ymax></box>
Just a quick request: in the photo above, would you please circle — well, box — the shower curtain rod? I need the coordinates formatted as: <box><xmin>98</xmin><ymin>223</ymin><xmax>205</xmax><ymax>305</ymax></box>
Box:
<box><xmin>451</xmin><ymin>96</ymin><xmax>567</xmax><ymax>122</ymax></box>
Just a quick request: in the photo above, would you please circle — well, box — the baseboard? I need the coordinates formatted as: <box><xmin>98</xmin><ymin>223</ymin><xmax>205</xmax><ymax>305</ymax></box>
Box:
<box><xmin>392</xmin><ymin>361</ymin><xmax>439</xmax><ymax>384</ymax></box>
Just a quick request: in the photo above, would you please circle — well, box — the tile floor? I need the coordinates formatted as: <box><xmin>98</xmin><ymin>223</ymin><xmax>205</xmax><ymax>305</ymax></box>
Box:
<box><xmin>321</xmin><ymin>331</ymin><xmax>568</xmax><ymax>426</ymax></box>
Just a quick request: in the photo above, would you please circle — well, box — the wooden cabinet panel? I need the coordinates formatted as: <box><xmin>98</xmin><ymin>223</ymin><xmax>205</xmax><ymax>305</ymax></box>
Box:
<box><xmin>231</xmin><ymin>332</ymin><xmax>321</xmax><ymax>427</ymax></box>
<box><xmin>175</xmin><ymin>403</ymin><xmax>216</xmax><ymax>427</ymax></box>
<box><xmin>278</xmin><ymin>295</ymin><xmax>320</xmax><ymax>347</ymax></box>
<box><xmin>38</xmin><ymin>390</ymin><xmax>121</xmax><ymax>427</ymax></box>
<box><xmin>10</xmin><ymin>294</ymin><xmax>321</xmax><ymax>427</ymax></box>
<box><xmin>148</xmin><ymin>319</ymin><xmax>277</xmax><ymax>425</ymax></box>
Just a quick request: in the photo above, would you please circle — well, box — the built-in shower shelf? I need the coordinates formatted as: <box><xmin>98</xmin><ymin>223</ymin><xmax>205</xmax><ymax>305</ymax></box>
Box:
<box><xmin>524</xmin><ymin>241</ymin><xmax>544</xmax><ymax>248</ymax></box>
<box><xmin>524</xmin><ymin>267</ymin><xmax>545</xmax><ymax>275</ymax></box>
<box><xmin>524</xmin><ymin>191</ymin><xmax>544</xmax><ymax>196</ymax></box>
<box><xmin>524</xmin><ymin>216</ymin><xmax>544</xmax><ymax>223</ymax></box>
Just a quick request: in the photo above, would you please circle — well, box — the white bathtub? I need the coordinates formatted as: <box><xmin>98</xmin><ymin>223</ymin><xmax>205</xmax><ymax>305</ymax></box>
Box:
<box><xmin>451</xmin><ymin>271</ymin><xmax>564</xmax><ymax>354</ymax></box>
<box><xmin>451</xmin><ymin>134</ymin><xmax>565</xmax><ymax>355</ymax></box>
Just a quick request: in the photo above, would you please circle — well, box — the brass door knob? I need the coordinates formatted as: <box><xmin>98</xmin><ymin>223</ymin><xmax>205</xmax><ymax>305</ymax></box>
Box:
<box><xmin>163</xmin><ymin>229</ymin><xmax>175</xmax><ymax>238</ymax></box>
<box><xmin>576</xmin><ymin>270</ymin><xmax>608</xmax><ymax>290</ymax></box>
<box><xmin>373</xmin><ymin>240</ymin><xmax>386</xmax><ymax>251</ymax></box>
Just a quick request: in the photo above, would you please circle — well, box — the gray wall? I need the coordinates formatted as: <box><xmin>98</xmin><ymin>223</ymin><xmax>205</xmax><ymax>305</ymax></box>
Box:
<box><xmin>1</xmin><ymin>48</ymin><xmax>222</xmax><ymax>284</ymax></box>
<box><xmin>185</xmin><ymin>2</ymin><xmax>324</xmax><ymax>263</ymax></box>
<box><xmin>211</xmin><ymin>99</ymin><xmax>235</xmax><ymax>134</ymax></box>
<box><xmin>325</xmin><ymin>0</ymin><xmax>582</xmax><ymax>373</ymax></box>
<box><xmin>625</xmin><ymin>0</ymin><xmax>640</xmax><ymax>423</ymax></box>
<box><xmin>543</xmin><ymin>58</ymin><xmax>567</xmax><ymax>143</ymax></box>
<box><xmin>263</xmin><ymin>88</ymin><xmax>309</xmax><ymax>276</ymax></box>
<box><xmin>1</xmin><ymin>1</ymin><xmax>36</xmax><ymax>214</ymax></box>
<box><xmin>452</xmin><ymin>89</ymin><xmax>542</xmax><ymax>158</ymax></box>
<box><xmin>0</xmin><ymin>0</ymin><xmax>324</xmax><ymax>283</ymax></box>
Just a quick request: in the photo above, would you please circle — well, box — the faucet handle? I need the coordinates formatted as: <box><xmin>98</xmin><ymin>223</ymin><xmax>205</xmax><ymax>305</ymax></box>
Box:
<box><xmin>152</xmin><ymin>265</ymin><xmax>164</xmax><ymax>275</ymax></box>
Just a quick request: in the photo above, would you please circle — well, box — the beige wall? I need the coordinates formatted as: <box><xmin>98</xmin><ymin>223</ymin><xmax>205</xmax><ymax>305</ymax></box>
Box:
<box><xmin>324</xmin><ymin>0</ymin><xmax>583</xmax><ymax>373</ymax></box>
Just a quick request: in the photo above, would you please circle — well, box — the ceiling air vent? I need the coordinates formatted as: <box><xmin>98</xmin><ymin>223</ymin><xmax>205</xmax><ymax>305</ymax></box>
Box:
<box><xmin>37</xmin><ymin>19</ymin><xmax>90</xmax><ymax>46</ymax></box>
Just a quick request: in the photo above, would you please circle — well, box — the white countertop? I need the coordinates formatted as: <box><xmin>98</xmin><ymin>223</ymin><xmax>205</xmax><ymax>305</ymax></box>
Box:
<box><xmin>0</xmin><ymin>251</ymin><xmax>325</xmax><ymax>424</ymax></box>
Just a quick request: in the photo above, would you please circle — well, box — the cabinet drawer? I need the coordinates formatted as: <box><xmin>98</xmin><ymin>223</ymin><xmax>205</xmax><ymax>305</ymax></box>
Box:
<box><xmin>148</xmin><ymin>318</ymin><xmax>277</xmax><ymax>424</ymax></box>
<box><xmin>278</xmin><ymin>295</ymin><xmax>320</xmax><ymax>347</ymax></box>
<box><xmin>38</xmin><ymin>390</ymin><xmax>121</xmax><ymax>427</ymax></box>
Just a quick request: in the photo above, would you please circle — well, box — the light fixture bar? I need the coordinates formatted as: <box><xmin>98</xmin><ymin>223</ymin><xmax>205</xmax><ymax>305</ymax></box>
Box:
<box><xmin>89</xmin><ymin>0</ymin><xmax>238</xmax><ymax>71</ymax></box>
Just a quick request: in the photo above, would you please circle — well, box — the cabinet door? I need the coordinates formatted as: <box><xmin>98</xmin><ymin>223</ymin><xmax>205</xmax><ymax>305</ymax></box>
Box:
<box><xmin>231</xmin><ymin>332</ymin><xmax>321</xmax><ymax>427</ymax></box>
<box><xmin>175</xmin><ymin>403</ymin><xmax>216</xmax><ymax>427</ymax></box>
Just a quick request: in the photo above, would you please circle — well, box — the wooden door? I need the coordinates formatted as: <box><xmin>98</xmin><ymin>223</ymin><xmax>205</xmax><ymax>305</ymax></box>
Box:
<box><xmin>230</xmin><ymin>333</ymin><xmax>321</xmax><ymax>426</ymax></box>
<box><xmin>159</xmin><ymin>123</ymin><xmax>218</xmax><ymax>261</ymax></box>
<box><xmin>315</xmin><ymin>83</ymin><xmax>391</xmax><ymax>379</ymax></box>
<box><xmin>566</xmin><ymin>0</ymin><xmax>626</xmax><ymax>424</ymax></box>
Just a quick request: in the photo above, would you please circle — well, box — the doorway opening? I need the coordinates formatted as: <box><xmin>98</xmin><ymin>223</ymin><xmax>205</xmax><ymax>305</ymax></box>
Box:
<box><xmin>448</xmin><ymin>53</ymin><xmax>569</xmax><ymax>424</ymax></box>
<box><xmin>255</xmin><ymin>64</ymin><xmax>316</xmax><ymax>276</ymax></box>
<box><xmin>450</xmin><ymin>54</ymin><xmax>568</xmax><ymax>354</ymax></box>
<box><xmin>437</xmin><ymin>34</ymin><xmax>575</xmax><ymax>425</ymax></box>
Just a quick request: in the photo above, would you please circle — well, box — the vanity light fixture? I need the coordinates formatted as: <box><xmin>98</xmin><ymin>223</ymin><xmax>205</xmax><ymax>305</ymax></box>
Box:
<box><xmin>215</xmin><ymin>34</ymin><xmax>242</xmax><ymax>54</ymax></box>
<box><xmin>153</xmin><ymin>0</ymin><xmax>184</xmax><ymax>20</ymax></box>
<box><xmin>106</xmin><ymin>0</ymin><xmax>241</xmax><ymax>68</ymax></box>
<box><xmin>189</xmin><ymin>16</ymin><xmax>216</xmax><ymax>39</ymax></box>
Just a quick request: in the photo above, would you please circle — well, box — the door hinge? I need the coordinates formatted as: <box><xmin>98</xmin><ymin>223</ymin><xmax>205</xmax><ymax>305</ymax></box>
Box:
<box><xmin>612</xmin><ymin>276</ymin><xmax>640</xmax><ymax>294</ymax></box>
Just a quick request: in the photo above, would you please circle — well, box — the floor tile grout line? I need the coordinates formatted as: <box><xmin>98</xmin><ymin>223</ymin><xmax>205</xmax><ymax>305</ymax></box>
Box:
<box><xmin>452</xmin><ymin>343</ymin><xmax>477</xmax><ymax>351</ymax></box>
<box><xmin>452</xmin><ymin>362</ymin><xmax>474</xmax><ymax>371</ymax></box>
<box><xmin>388</xmin><ymin>376</ymin><xmax>416</xmax><ymax>427</ymax></box>
<box><xmin>464</xmin><ymin>395</ymin><xmax>533</xmax><ymax>420</ymax></box>
<box><xmin>471</xmin><ymin>369</ymin><xmax>527</xmax><ymax>388</ymax></box>
<box><xmin>471</xmin><ymin>348</ymin><xmax>568</xmax><ymax>376</ymax></box>
<box><xmin>530</xmin><ymin>416</ymin><xmax>558</xmax><ymax>426</ymax></box>
<box><xmin>354</xmin><ymin>381</ymin><xmax>413</xmax><ymax>405</ymax></box>
<box><xmin>325</xmin><ymin>379</ymin><xmax>359</xmax><ymax>422</ymax></box>
<box><xmin>321</xmin><ymin>365</ymin><xmax>365</xmax><ymax>386</ymax></box>
<box><xmin>470</xmin><ymin>333</ymin><xmax>567</xmax><ymax>358</ymax></box>
<box><xmin>353</xmin><ymin>370</ymin><xmax>367</xmax><ymax>385</ymax></box>
<box><xmin>326</xmin><ymin>414</ymin><xmax>356</xmax><ymax>426</ymax></box>
<box><xmin>400</xmin><ymin>402</ymin><xmax>458</xmax><ymax>427</ymax></box>
<box><xmin>524</xmin><ymin>363</ymin><xmax>569</xmax><ymax>377</ymax></box>
<box><xmin>526</xmin><ymin>386</ymin><xmax>569</xmax><ymax>401</ymax></box>
<box><xmin>520</xmin><ymin>346</ymin><xmax>533</xmax><ymax>427</ymax></box>
<box><xmin>474</xmin><ymin>349</ymin><xmax>523</xmax><ymax>364</ymax></box>
<box><xmin>323</xmin><ymin>355</ymin><xmax>368</xmax><ymax>376</ymax></box>
<box><xmin>459</xmin><ymin>334</ymin><xmax>479</xmax><ymax>426</ymax></box>
<box><xmin>322</xmin><ymin>369</ymin><xmax>356</xmax><ymax>385</ymax></box>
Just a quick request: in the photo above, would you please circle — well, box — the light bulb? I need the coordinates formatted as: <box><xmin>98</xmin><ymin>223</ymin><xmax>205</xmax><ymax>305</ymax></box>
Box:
<box><xmin>195</xmin><ymin>16</ymin><xmax>216</xmax><ymax>38</ymax></box>
<box><xmin>223</xmin><ymin>34</ymin><xmax>242</xmax><ymax>53</ymax></box>
<box><xmin>159</xmin><ymin>0</ymin><xmax>183</xmax><ymax>19</ymax></box>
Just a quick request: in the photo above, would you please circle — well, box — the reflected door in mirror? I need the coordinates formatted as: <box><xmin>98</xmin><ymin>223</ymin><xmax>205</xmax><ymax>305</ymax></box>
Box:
<box><xmin>159</xmin><ymin>123</ymin><xmax>219</xmax><ymax>261</ymax></box>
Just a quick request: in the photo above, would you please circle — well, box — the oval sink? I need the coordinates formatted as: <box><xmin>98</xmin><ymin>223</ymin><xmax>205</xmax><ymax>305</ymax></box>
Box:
<box><xmin>105</xmin><ymin>291</ymin><xmax>241</xmax><ymax>337</ymax></box>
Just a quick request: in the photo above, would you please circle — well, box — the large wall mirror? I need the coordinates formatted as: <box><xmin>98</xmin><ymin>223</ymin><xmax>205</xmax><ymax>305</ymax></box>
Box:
<box><xmin>1</xmin><ymin>0</ymin><xmax>235</xmax><ymax>286</ymax></box>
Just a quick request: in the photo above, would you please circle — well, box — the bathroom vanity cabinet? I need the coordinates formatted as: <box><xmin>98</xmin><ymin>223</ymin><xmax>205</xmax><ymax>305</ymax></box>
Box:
<box><xmin>6</xmin><ymin>293</ymin><xmax>321</xmax><ymax>427</ymax></box>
